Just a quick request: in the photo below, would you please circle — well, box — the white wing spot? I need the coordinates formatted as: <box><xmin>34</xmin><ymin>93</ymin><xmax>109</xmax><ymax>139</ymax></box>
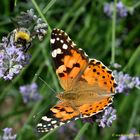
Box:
<box><xmin>48</xmin><ymin>124</ymin><xmax>51</xmax><ymax>126</ymax></box>
<box><xmin>37</xmin><ymin>123</ymin><xmax>42</xmax><ymax>127</ymax></box>
<box><xmin>44</xmin><ymin>128</ymin><xmax>49</xmax><ymax>132</ymax></box>
<box><xmin>72</xmin><ymin>42</ymin><xmax>76</xmax><ymax>47</ymax></box>
<box><xmin>75</xmin><ymin>117</ymin><xmax>79</xmax><ymax>120</ymax></box>
<box><xmin>84</xmin><ymin>52</ymin><xmax>88</xmax><ymax>57</ymax></box>
<box><xmin>60</xmin><ymin>40</ymin><xmax>64</xmax><ymax>43</ymax></box>
<box><xmin>67</xmin><ymin>120</ymin><xmax>70</xmax><ymax>123</ymax></box>
<box><xmin>52</xmin><ymin>48</ymin><xmax>62</xmax><ymax>57</ymax></box>
<box><xmin>60</xmin><ymin>122</ymin><xmax>65</xmax><ymax>125</ymax></box>
<box><xmin>62</xmin><ymin>44</ymin><xmax>68</xmax><ymax>49</ymax></box>
<box><xmin>50</xmin><ymin>39</ymin><xmax>55</xmax><ymax>44</ymax></box>
<box><xmin>51</xmin><ymin>120</ymin><xmax>57</xmax><ymax>124</ymax></box>
<box><xmin>83</xmin><ymin>115</ymin><xmax>89</xmax><ymax>117</ymax></box>
<box><xmin>67</xmin><ymin>37</ymin><xmax>71</xmax><ymax>41</ymax></box>
<box><xmin>56</xmin><ymin>37</ymin><xmax>60</xmax><ymax>41</ymax></box>
<box><xmin>42</xmin><ymin>116</ymin><xmax>51</xmax><ymax>121</ymax></box>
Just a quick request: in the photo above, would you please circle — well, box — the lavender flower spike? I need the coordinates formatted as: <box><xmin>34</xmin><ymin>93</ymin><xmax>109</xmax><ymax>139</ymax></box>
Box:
<box><xmin>96</xmin><ymin>107</ymin><xmax>117</xmax><ymax>128</ymax></box>
<box><xmin>113</xmin><ymin>70</ymin><xmax>140</xmax><ymax>94</ymax></box>
<box><xmin>1</xmin><ymin>128</ymin><xmax>16</xmax><ymax>140</ymax></box>
<box><xmin>19</xmin><ymin>83</ymin><xmax>42</xmax><ymax>103</ymax></box>
<box><xmin>0</xmin><ymin>29</ymin><xmax>31</xmax><ymax>80</ymax></box>
<box><xmin>119</xmin><ymin>128</ymin><xmax>140</xmax><ymax>140</ymax></box>
<box><xmin>104</xmin><ymin>1</ymin><xmax>128</xmax><ymax>18</ymax></box>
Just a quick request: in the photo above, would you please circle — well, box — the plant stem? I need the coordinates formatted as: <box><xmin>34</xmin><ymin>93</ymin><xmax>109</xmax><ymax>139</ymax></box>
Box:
<box><xmin>111</xmin><ymin>0</ymin><xmax>117</xmax><ymax>64</ymax></box>
<box><xmin>74</xmin><ymin>123</ymin><xmax>90</xmax><ymax>140</ymax></box>
<box><xmin>123</xmin><ymin>45</ymin><xmax>140</xmax><ymax>71</ymax></box>
<box><xmin>133</xmin><ymin>1</ymin><xmax>140</xmax><ymax>9</ymax></box>
<box><xmin>43</xmin><ymin>0</ymin><xmax>57</xmax><ymax>14</ymax></box>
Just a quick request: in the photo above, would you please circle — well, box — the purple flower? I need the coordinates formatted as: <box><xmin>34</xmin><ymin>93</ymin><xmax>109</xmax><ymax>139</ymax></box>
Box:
<box><xmin>82</xmin><ymin>107</ymin><xmax>116</xmax><ymax>128</ymax></box>
<box><xmin>113</xmin><ymin>70</ymin><xmax>140</xmax><ymax>94</ymax></box>
<box><xmin>0</xmin><ymin>31</ymin><xmax>31</xmax><ymax>80</ymax></box>
<box><xmin>104</xmin><ymin>3</ymin><xmax>113</xmax><ymax>17</ymax></box>
<box><xmin>119</xmin><ymin>128</ymin><xmax>140</xmax><ymax>140</ymax></box>
<box><xmin>96</xmin><ymin>107</ymin><xmax>117</xmax><ymax>128</ymax></box>
<box><xmin>117</xmin><ymin>2</ymin><xmax>128</xmax><ymax>17</ymax></box>
<box><xmin>1</xmin><ymin>128</ymin><xmax>16</xmax><ymax>140</ymax></box>
<box><xmin>19</xmin><ymin>83</ymin><xmax>42</xmax><ymax>103</ymax></box>
<box><xmin>104</xmin><ymin>1</ymin><xmax>128</xmax><ymax>18</ymax></box>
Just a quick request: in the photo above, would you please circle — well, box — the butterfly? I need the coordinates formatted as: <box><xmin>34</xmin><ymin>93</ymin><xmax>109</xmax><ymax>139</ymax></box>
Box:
<box><xmin>37</xmin><ymin>28</ymin><xmax>117</xmax><ymax>132</ymax></box>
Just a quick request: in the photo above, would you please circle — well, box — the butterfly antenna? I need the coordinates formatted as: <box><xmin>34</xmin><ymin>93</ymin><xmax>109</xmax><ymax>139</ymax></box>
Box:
<box><xmin>35</xmin><ymin>74</ymin><xmax>56</xmax><ymax>94</ymax></box>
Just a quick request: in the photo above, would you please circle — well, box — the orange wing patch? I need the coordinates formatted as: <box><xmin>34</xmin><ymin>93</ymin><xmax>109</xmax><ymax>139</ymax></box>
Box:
<box><xmin>78</xmin><ymin>97</ymin><xmax>113</xmax><ymax>117</ymax></box>
<box><xmin>51</xmin><ymin>102</ymin><xmax>79</xmax><ymax>121</ymax></box>
<box><xmin>81</xmin><ymin>59</ymin><xmax>117</xmax><ymax>93</ymax></box>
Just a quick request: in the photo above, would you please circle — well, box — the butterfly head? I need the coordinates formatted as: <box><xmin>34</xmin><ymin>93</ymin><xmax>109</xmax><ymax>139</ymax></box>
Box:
<box><xmin>56</xmin><ymin>92</ymin><xmax>63</xmax><ymax>100</ymax></box>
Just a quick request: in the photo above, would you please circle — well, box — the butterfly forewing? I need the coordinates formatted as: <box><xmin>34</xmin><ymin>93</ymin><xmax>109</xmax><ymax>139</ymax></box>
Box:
<box><xmin>51</xmin><ymin>28</ymin><xmax>89</xmax><ymax>90</ymax></box>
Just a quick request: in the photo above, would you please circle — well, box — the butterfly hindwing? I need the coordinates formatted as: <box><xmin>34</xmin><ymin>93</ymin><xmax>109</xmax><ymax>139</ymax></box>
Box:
<box><xmin>81</xmin><ymin>59</ymin><xmax>117</xmax><ymax>93</ymax></box>
<box><xmin>37</xmin><ymin>97</ymin><xmax>113</xmax><ymax>132</ymax></box>
<box><xmin>37</xmin><ymin>102</ymin><xmax>80</xmax><ymax>132</ymax></box>
<box><xmin>78</xmin><ymin>97</ymin><xmax>113</xmax><ymax>118</ymax></box>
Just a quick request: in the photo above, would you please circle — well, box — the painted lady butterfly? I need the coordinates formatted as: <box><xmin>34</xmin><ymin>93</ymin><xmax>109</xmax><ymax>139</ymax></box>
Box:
<box><xmin>37</xmin><ymin>28</ymin><xmax>117</xmax><ymax>132</ymax></box>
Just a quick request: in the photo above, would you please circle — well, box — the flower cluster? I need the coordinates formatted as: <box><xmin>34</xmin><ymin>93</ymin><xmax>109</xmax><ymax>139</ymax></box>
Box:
<box><xmin>83</xmin><ymin>107</ymin><xmax>117</xmax><ymax>128</ymax></box>
<box><xmin>119</xmin><ymin>128</ymin><xmax>140</xmax><ymax>140</ymax></box>
<box><xmin>95</xmin><ymin>107</ymin><xmax>117</xmax><ymax>128</ymax></box>
<box><xmin>16</xmin><ymin>9</ymin><xmax>48</xmax><ymax>41</ymax></box>
<box><xmin>0</xmin><ymin>35</ymin><xmax>31</xmax><ymax>80</ymax></box>
<box><xmin>104</xmin><ymin>1</ymin><xmax>128</xmax><ymax>17</ymax></box>
<box><xmin>113</xmin><ymin>70</ymin><xmax>140</xmax><ymax>94</ymax></box>
<box><xmin>0</xmin><ymin>8</ymin><xmax>48</xmax><ymax>80</ymax></box>
<box><xmin>0</xmin><ymin>128</ymin><xmax>16</xmax><ymax>140</ymax></box>
<box><xmin>19</xmin><ymin>83</ymin><xmax>42</xmax><ymax>103</ymax></box>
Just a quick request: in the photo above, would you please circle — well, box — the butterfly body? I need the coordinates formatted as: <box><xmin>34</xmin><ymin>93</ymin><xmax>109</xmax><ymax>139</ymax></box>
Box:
<box><xmin>37</xmin><ymin>28</ymin><xmax>117</xmax><ymax>132</ymax></box>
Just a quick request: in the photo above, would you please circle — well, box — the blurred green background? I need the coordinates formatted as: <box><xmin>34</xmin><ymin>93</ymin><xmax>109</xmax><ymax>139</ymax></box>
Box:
<box><xmin>0</xmin><ymin>0</ymin><xmax>140</xmax><ymax>140</ymax></box>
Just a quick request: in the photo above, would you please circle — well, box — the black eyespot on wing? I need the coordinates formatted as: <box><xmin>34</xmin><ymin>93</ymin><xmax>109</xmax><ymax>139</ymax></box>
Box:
<box><xmin>111</xmin><ymin>76</ymin><xmax>114</xmax><ymax>80</ymax></box>
<box><xmin>58</xmin><ymin>73</ymin><xmax>65</xmax><ymax>77</ymax></box>
<box><xmin>107</xmin><ymin>70</ymin><xmax>112</xmax><ymax>74</ymax></box>
<box><xmin>102</xmin><ymin>66</ymin><xmax>106</xmax><ymax>69</ymax></box>
<box><xmin>113</xmin><ymin>83</ymin><xmax>117</xmax><ymax>87</ymax></box>
<box><xmin>104</xmin><ymin>82</ymin><xmax>107</xmax><ymax>85</ymax></box>
<box><xmin>97</xmin><ymin>72</ymin><xmax>100</xmax><ymax>75</ymax></box>
<box><xmin>60</xmin><ymin>108</ymin><xmax>65</xmax><ymax>111</ymax></box>
<box><xmin>65</xmin><ymin>67</ymin><xmax>72</xmax><ymax>74</ymax></box>
<box><xmin>96</xmin><ymin>62</ymin><xmax>101</xmax><ymax>65</ymax></box>
<box><xmin>73</xmin><ymin>63</ymin><xmax>80</xmax><ymax>68</ymax></box>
